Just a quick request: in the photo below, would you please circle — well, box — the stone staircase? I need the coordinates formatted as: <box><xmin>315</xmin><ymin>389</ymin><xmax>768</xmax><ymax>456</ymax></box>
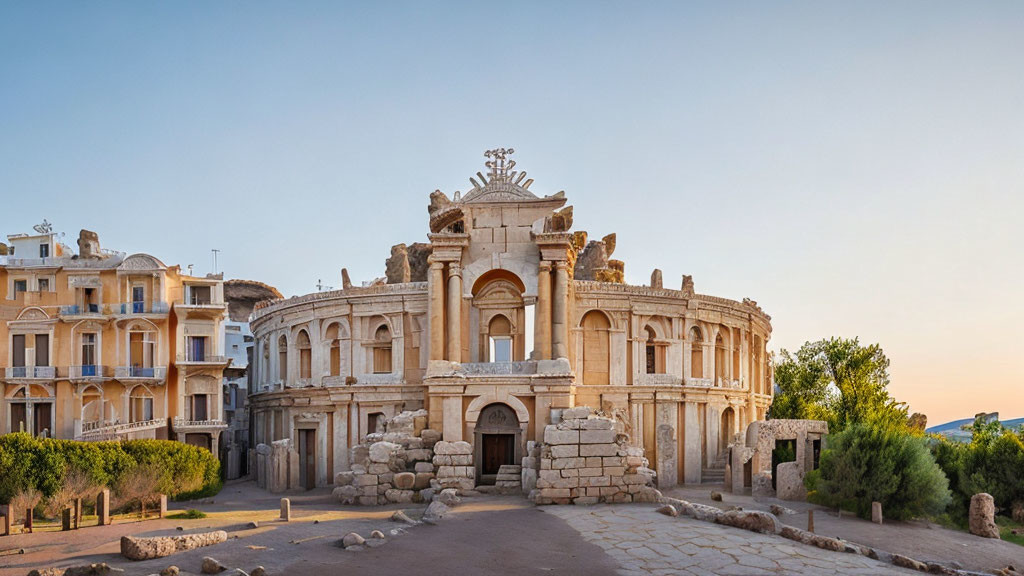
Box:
<box><xmin>495</xmin><ymin>464</ymin><xmax>523</xmax><ymax>495</ymax></box>
<box><xmin>701</xmin><ymin>453</ymin><xmax>728</xmax><ymax>485</ymax></box>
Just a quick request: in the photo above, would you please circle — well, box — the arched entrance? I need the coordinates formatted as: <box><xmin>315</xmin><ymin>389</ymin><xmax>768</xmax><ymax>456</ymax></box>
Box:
<box><xmin>720</xmin><ymin>407</ymin><xmax>736</xmax><ymax>453</ymax></box>
<box><xmin>473</xmin><ymin>403</ymin><xmax>521</xmax><ymax>485</ymax></box>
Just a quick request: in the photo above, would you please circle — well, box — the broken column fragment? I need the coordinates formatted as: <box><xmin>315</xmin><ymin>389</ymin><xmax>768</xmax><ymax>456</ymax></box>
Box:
<box><xmin>385</xmin><ymin>244</ymin><xmax>411</xmax><ymax>284</ymax></box>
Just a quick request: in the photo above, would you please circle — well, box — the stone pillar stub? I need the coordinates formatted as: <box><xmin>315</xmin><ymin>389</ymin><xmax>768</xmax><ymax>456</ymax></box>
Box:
<box><xmin>61</xmin><ymin>507</ymin><xmax>73</xmax><ymax>531</ymax></box>
<box><xmin>280</xmin><ymin>498</ymin><xmax>291</xmax><ymax>521</ymax></box>
<box><xmin>1</xmin><ymin>504</ymin><xmax>10</xmax><ymax>536</ymax></box>
<box><xmin>442</xmin><ymin>396</ymin><xmax>464</xmax><ymax>442</ymax></box>
<box><xmin>158</xmin><ymin>494</ymin><xmax>168</xmax><ymax>518</ymax></box>
<box><xmin>97</xmin><ymin>489</ymin><xmax>111</xmax><ymax>526</ymax></box>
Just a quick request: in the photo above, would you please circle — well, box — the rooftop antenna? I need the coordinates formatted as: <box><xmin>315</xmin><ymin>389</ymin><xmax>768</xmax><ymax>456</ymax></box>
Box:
<box><xmin>211</xmin><ymin>249</ymin><xmax>220</xmax><ymax>274</ymax></box>
<box><xmin>187</xmin><ymin>264</ymin><xmax>194</xmax><ymax>276</ymax></box>
<box><xmin>33</xmin><ymin>220</ymin><xmax>52</xmax><ymax>234</ymax></box>
<box><xmin>316</xmin><ymin>279</ymin><xmax>334</xmax><ymax>292</ymax></box>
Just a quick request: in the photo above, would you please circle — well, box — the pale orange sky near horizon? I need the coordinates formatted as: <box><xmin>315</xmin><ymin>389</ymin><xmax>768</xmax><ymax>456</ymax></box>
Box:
<box><xmin>1</xmin><ymin>3</ymin><xmax>1021</xmax><ymax>426</ymax></box>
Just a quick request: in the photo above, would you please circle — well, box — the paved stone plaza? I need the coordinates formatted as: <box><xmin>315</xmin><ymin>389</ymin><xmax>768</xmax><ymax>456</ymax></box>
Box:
<box><xmin>544</xmin><ymin>504</ymin><xmax>915</xmax><ymax>576</ymax></box>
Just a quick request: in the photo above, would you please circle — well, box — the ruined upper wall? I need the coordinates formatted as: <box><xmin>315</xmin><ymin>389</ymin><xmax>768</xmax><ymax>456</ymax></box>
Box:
<box><xmin>224</xmin><ymin>279</ymin><xmax>283</xmax><ymax>322</ymax></box>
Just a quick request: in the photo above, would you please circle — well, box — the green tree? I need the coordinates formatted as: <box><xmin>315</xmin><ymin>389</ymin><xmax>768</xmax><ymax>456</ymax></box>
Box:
<box><xmin>808</xmin><ymin>423</ymin><xmax>951</xmax><ymax>520</ymax></box>
<box><xmin>771</xmin><ymin>337</ymin><xmax>908</xmax><ymax>432</ymax></box>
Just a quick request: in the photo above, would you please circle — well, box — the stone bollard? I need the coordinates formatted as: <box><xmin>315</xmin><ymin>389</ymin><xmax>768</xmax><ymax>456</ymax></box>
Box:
<box><xmin>158</xmin><ymin>494</ymin><xmax>168</xmax><ymax>518</ymax></box>
<box><xmin>969</xmin><ymin>493</ymin><xmax>1000</xmax><ymax>538</ymax></box>
<box><xmin>871</xmin><ymin>501</ymin><xmax>883</xmax><ymax>524</ymax></box>
<box><xmin>74</xmin><ymin>498</ymin><xmax>82</xmax><ymax>530</ymax></box>
<box><xmin>25</xmin><ymin>508</ymin><xmax>33</xmax><ymax>533</ymax></box>
<box><xmin>62</xmin><ymin>507</ymin><xmax>73</xmax><ymax>531</ymax></box>
<box><xmin>97</xmin><ymin>489</ymin><xmax>111</xmax><ymax>526</ymax></box>
<box><xmin>280</xmin><ymin>498</ymin><xmax>290</xmax><ymax>522</ymax></box>
<box><xmin>1</xmin><ymin>504</ymin><xmax>10</xmax><ymax>536</ymax></box>
<box><xmin>807</xmin><ymin>509</ymin><xmax>814</xmax><ymax>533</ymax></box>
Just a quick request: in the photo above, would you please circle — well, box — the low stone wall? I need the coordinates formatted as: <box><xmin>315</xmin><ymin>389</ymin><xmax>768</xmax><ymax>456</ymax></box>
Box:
<box><xmin>334</xmin><ymin>409</ymin><xmax>442</xmax><ymax>505</ymax></box>
<box><xmin>432</xmin><ymin>440</ymin><xmax>475</xmax><ymax>492</ymax></box>
<box><xmin>531</xmin><ymin>406</ymin><xmax>659</xmax><ymax>505</ymax></box>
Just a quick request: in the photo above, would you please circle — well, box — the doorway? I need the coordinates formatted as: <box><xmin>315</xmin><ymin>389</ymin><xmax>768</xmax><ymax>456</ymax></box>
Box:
<box><xmin>298</xmin><ymin>429</ymin><xmax>317</xmax><ymax>490</ymax></box>
<box><xmin>473</xmin><ymin>403</ymin><xmax>522</xmax><ymax>485</ymax></box>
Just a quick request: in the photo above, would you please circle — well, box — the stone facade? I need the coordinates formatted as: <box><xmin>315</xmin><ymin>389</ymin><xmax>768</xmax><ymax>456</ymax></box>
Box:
<box><xmin>729</xmin><ymin>419</ymin><xmax>827</xmax><ymax>499</ymax></box>
<box><xmin>247</xmin><ymin>150</ymin><xmax>773</xmax><ymax>491</ymax></box>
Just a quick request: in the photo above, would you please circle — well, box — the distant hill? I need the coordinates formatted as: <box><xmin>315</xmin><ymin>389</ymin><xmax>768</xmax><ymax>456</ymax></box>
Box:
<box><xmin>927</xmin><ymin>417</ymin><xmax>1024</xmax><ymax>442</ymax></box>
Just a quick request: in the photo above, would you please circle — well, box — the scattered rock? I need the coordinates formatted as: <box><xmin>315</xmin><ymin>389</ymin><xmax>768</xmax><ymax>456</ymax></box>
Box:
<box><xmin>29</xmin><ymin>565</ymin><xmax>126</xmax><ymax>576</ymax></box>
<box><xmin>437</xmin><ymin>488</ymin><xmax>461</xmax><ymax>507</ymax></box>
<box><xmin>160</xmin><ymin>567</ymin><xmax>180</xmax><ymax>576</ymax></box>
<box><xmin>769</xmin><ymin>504</ymin><xmax>795</xmax><ymax>516</ymax></box>
<box><xmin>390</xmin><ymin>510</ymin><xmax>418</xmax><ymax>525</ymax></box>
<box><xmin>710</xmin><ymin>491</ymin><xmax>723</xmax><ymax>502</ymax></box>
<box><xmin>200</xmin><ymin>557</ymin><xmax>227</xmax><ymax>574</ymax></box>
<box><xmin>714</xmin><ymin>510</ymin><xmax>781</xmax><ymax>535</ymax></box>
<box><xmin>891</xmin><ymin>554</ymin><xmax>928</xmax><ymax>572</ymax></box>
<box><xmin>969</xmin><ymin>493</ymin><xmax>1000</xmax><ymax>539</ymax></box>
<box><xmin>341</xmin><ymin>532</ymin><xmax>366</xmax><ymax>548</ymax></box>
<box><xmin>247</xmin><ymin>521</ymin><xmax>259</xmax><ymax>529</ymax></box>
<box><xmin>422</xmin><ymin>500</ymin><xmax>449</xmax><ymax>524</ymax></box>
<box><xmin>656</xmin><ymin>504</ymin><xmax>678</xmax><ymax>517</ymax></box>
<box><xmin>250</xmin><ymin>568</ymin><xmax>266</xmax><ymax>576</ymax></box>
<box><xmin>370</xmin><ymin>530</ymin><xmax>385</xmax><ymax>539</ymax></box>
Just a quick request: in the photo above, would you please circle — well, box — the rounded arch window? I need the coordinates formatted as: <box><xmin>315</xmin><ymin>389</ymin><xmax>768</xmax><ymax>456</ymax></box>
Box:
<box><xmin>373</xmin><ymin>323</ymin><xmax>392</xmax><ymax>374</ymax></box>
<box><xmin>488</xmin><ymin>315</ymin><xmax>512</xmax><ymax>363</ymax></box>
<box><xmin>297</xmin><ymin>330</ymin><xmax>312</xmax><ymax>379</ymax></box>
<box><xmin>690</xmin><ymin>326</ymin><xmax>704</xmax><ymax>380</ymax></box>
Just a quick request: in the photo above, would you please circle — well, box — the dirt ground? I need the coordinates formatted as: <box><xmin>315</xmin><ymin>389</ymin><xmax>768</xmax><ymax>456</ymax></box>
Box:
<box><xmin>0</xmin><ymin>481</ymin><xmax>619</xmax><ymax>576</ymax></box>
<box><xmin>665</xmin><ymin>485</ymin><xmax>1024</xmax><ymax>573</ymax></box>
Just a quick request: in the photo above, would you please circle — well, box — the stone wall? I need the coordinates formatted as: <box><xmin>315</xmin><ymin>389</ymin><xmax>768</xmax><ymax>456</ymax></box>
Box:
<box><xmin>729</xmin><ymin>419</ymin><xmax>827</xmax><ymax>499</ymax></box>
<box><xmin>530</xmin><ymin>406</ymin><xmax>659</xmax><ymax>505</ymax></box>
<box><xmin>432</xmin><ymin>440</ymin><xmax>475</xmax><ymax>492</ymax></box>
<box><xmin>333</xmin><ymin>409</ymin><xmax>442</xmax><ymax>505</ymax></box>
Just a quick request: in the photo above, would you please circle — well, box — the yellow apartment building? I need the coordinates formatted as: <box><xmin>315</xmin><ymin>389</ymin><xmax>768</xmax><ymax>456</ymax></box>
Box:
<box><xmin>0</xmin><ymin>226</ymin><xmax>229</xmax><ymax>450</ymax></box>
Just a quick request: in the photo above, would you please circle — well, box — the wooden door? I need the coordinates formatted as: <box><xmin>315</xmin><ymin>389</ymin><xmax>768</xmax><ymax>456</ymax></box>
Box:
<box><xmin>299</xmin><ymin>429</ymin><xmax>316</xmax><ymax>490</ymax></box>
<box><xmin>482</xmin><ymin>434</ymin><xmax>514</xmax><ymax>475</ymax></box>
<box><xmin>33</xmin><ymin>404</ymin><xmax>51</xmax><ymax>437</ymax></box>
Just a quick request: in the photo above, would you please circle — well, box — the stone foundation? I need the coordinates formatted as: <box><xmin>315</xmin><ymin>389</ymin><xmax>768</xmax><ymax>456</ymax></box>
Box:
<box><xmin>530</xmin><ymin>406</ymin><xmax>659</xmax><ymax>505</ymax></box>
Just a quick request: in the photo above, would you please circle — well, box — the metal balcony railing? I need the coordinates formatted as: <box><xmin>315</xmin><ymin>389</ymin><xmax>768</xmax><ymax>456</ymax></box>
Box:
<box><xmin>60</xmin><ymin>304</ymin><xmax>103</xmax><ymax>315</ymax></box>
<box><xmin>114</xmin><ymin>365</ymin><xmax>167</xmax><ymax>379</ymax></box>
<box><xmin>176</xmin><ymin>354</ymin><xmax>227</xmax><ymax>364</ymax></box>
<box><xmin>69</xmin><ymin>365</ymin><xmax>108</xmax><ymax>378</ymax></box>
<box><xmin>173</xmin><ymin>417</ymin><xmax>227</xmax><ymax>429</ymax></box>
<box><xmin>79</xmin><ymin>418</ymin><xmax>163</xmax><ymax>440</ymax></box>
<box><xmin>118</xmin><ymin>301</ymin><xmax>169</xmax><ymax>314</ymax></box>
<box><xmin>5</xmin><ymin>366</ymin><xmax>56</xmax><ymax>379</ymax></box>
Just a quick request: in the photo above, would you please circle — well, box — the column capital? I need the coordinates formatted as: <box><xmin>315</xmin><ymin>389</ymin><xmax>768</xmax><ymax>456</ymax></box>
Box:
<box><xmin>428</xmin><ymin>259</ymin><xmax>445</xmax><ymax>270</ymax></box>
<box><xmin>448</xmin><ymin>262</ymin><xmax>462</xmax><ymax>276</ymax></box>
<box><xmin>538</xmin><ymin>260</ymin><xmax>553</xmax><ymax>272</ymax></box>
<box><xmin>554</xmin><ymin>261</ymin><xmax>569</xmax><ymax>271</ymax></box>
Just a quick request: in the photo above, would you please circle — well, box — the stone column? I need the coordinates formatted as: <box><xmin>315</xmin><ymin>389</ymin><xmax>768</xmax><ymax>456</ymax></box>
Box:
<box><xmin>1</xmin><ymin>504</ymin><xmax>10</xmax><ymax>536</ymax></box>
<box><xmin>428</xmin><ymin>260</ymin><xmax>445</xmax><ymax>361</ymax></box>
<box><xmin>683</xmin><ymin>403</ymin><xmax>702</xmax><ymax>484</ymax></box>
<box><xmin>655</xmin><ymin>402</ymin><xmax>679</xmax><ymax>489</ymax></box>
<box><xmin>551</xmin><ymin>261</ymin><xmax>569</xmax><ymax>359</ymax></box>
<box><xmin>446</xmin><ymin>263</ymin><xmax>462</xmax><ymax>363</ymax></box>
<box><xmin>534</xmin><ymin>261</ymin><xmax>552</xmax><ymax>360</ymax></box>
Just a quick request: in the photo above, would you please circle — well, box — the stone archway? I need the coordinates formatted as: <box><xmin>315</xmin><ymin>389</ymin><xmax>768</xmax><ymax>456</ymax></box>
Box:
<box><xmin>720</xmin><ymin>406</ymin><xmax>736</xmax><ymax>453</ymax></box>
<box><xmin>473</xmin><ymin>403</ymin><xmax>521</xmax><ymax>486</ymax></box>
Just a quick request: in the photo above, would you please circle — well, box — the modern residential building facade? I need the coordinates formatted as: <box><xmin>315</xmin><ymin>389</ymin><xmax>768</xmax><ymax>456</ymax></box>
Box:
<box><xmin>0</xmin><ymin>227</ymin><xmax>229</xmax><ymax>450</ymax></box>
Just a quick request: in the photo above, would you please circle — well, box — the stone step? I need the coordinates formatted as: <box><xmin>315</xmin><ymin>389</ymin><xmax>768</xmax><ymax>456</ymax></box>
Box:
<box><xmin>495</xmin><ymin>474</ymin><xmax>522</xmax><ymax>482</ymax></box>
<box><xmin>497</xmin><ymin>465</ymin><xmax>522</xmax><ymax>474</ymax></box>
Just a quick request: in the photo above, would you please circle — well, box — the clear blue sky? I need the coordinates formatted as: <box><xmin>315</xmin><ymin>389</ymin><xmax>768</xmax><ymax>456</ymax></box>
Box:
<box><xmin>2</xmin><ymin>1</ymin><xmax>1022</xmax><ymax>423</ymax></box>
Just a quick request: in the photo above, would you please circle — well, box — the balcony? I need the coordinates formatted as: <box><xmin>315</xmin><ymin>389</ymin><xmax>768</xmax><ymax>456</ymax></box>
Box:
<box><xmin>172</xmin><ymin>417</ymin><xmax>227</xmax><ymax>431</ymax></box>
<box><xmin>59</xmin><ymin>304</ymin><xmax>109</xmax><ymax>319</ymax></box>
<box><xmin>116</xmin><ymin>301</ymin><xmax>170</xmax><ymax>315</ymax></box>
<box><xmin>78</xmin><ymin>418</ymin><xmax>164</xmax><ymax>441</ymax></box>
<box><xmin>114</xmin><ymin>365</ymin><xmax>168</xmax><ymax>380</ymax></box>
<box><xmin>176</xmin><ymin>354</ymin><xmax>229</xmax><ymax>366</ymax></box>
<box><xmin>69</xmin><ymin>365</ymin><xmax>110</xmax><ymax>380</ymax></box>
<box><xmin>4</xmin><ymin>366</ymin><xmax>56</xmax><ymax>380</ymax></box>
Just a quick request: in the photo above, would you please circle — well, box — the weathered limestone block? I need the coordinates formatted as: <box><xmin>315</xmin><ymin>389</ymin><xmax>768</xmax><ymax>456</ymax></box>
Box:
<box><xmin>393</xmin><ymin>472</ymin><xmax>416</xmax><ymax>490</ymax></box>
<box><xmin>369</xmin><ymin>441</ymin><xmax>401</xmax><ymax>463</ymax></box>
<box><xmin>543</xmin><ymin>427</ymin><xmax>579</xmax><ymax>445</ymax></box>
<box><xmin>335</xmin><ymin>471</ymin><xmax>354</xmax><ymax>486</ymax></box>
<box><xmin>120</xmin><ymin>531</ymin><xmax>228</xmax><ymax>561</ymax></box>
<box><xmin>420</xmin><ymin>429</ymin><xmax>441</xmax><ymax>446</ymax></box>
<box><xmin>341</xmin><ymin>532</ymin><xmax>366</xmax><ymax>548</ymax></box>
<box><xmin>432</xmin><ymin>440</ymin><xmax>473</xmax><ymax>455</ymax></box>
<box><xmin>751</xmin><ymin>471</ymin><xmax>773</xmax><ymax>498</ymax></box>
<box><xmin>650</xmin><ymin>269</ymin><xmax>663</xmax><ymax>289</ymax></box>
<box><xmin>200</xmin><ymin>557</ymin><xmax>225</xmax><ymax>574</ymax></box>
<box><xmin>779</xmin><ymin>526</ymin><xmax>844</xmax><ymax>552</ymax></box>
<box><xmin>29</xmin><ymin>565</ymin><xmax>126</xmax><ymax>576</ymax></box>
<box><xmin>578</xmin><ymin>429</ymin><xmax>617</xmax><ymax>444</ymax></box>
<box><xmin>414</xmin><ymin>472</ymin><xmax>434</xmax><ymax>490</ymax></box>
<box><xmin>969</xmin><ymin>493</ymin><xmax>1000</xmax><ymax>538</ymax></box>
<box><xmin>871</xmin><ymin>501</ymin><xmax>883</xmax><ymax>524</ymax></box>
<box><xmin>423</xmin><ymin>500</ymin><xmax>449</xmax><ymax>523</ymax></box>
<box><xmin>562</xmin><ymin>406</ymin><xmax>592</xmax><ymax>420</ymax></box>
<box><xmin>776</xmin><ymin>461</ymin><xmax>806</xmax><ymax>501</ymax></box>
<box><xmin>414</xmin><ymin>461</ymin><xmax>434</xmax><ymax>473</ymax></box>
<box><xmin>715</xmin><ymin>510</ymin><xmax>781</xmax><ymax>535</ymax></box>
<box><xmin>333</xmin><ymin>485</ymin><xmax>358</xmax><ymax>504</ymax></box>
<box><xmin>385</xmin><ymin>489</ymin><xmax>414</xmax><ymax>503</ymax></box>
<box><xmin>579</xmin><ymin>444</ymin><xmax>619</xmax><ymax>457</ymax></box>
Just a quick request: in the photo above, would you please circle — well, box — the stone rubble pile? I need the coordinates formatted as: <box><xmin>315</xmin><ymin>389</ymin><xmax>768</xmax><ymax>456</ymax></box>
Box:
<box><xmin>432</xmin><ymin>441</ymin><xmax>476</xmax><ymax>492</ymax></box>
<box><xmin>528</xmin><ymin>406</ymin><xmax>660</xmax><ymax>505</ymax></box>
<box><xmin>333</xmin><ymin>409</ymin><xmax>442</xmax><ymax>505</ymax></box>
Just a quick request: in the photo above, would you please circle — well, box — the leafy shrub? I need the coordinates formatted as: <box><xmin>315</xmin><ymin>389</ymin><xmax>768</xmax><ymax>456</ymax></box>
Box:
<box><xmin>9</xmin><ymin>487</ymin><xmax>42</xmax><ymax>524</ymax></box>
<box><xmin>930</xmin><ymin>417</ymin><xmax>1024</xmax><ymax>523</ymax></box>
<box><xmin>808</xmin><ymin>423</ymin><xmax>951</xmax><ymax>521</ymax></box>
<box><xmin>167</xmin><ymin>508</ymin><xmax>207</xmax><ymax>519</ymax></box>
<box><xmin>0</xmin><ymin>434</ymin><xmax>221</xmax><ymax>506</ymax></box>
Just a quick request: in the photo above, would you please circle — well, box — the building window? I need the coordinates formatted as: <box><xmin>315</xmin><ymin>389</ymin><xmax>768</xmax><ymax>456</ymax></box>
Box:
<box><xmin>326</xmin><ymin>323</ymin><xmax>342</xmax><ymax>377</ymax></box>
<box><xmin>297</xmin><ymin>330</ymin><xmax>312</xmax><ymax>379</ymax></box>
<box><xmin>188</xmin><ymin>285</ymin><xmax>212</xmax><ymax>305</ymax></box>
<box><xmin>129</xmin><ymin>332</ymin><xmax>156</xmax><ymax>375</ymax></box>
<box><xmin>368</xmin><ymin>411</ymin><xmax>385</xmax><ymax>435</ymax></box>
<box><xmin>81</xmin><ymin>333</ymin><xmax>97</xmax><ymax>376</ymax></box>
<box><xmin>132</xmin><ymin>285</ymin><xmax>145</xmax><ymax>313</ymax></box>
<box><xmin>690</xmin><ymin>327</ymin><xmax>704</xmax><ymax>379</ymax></box>
<box><xmin>130</xmin><ymin>388</ymin><xmax>154</xmax><ymax>423</ymax></box>
<box><xmin>487</xmin><ymin>315</ymin><xmax>512</xmax><ymax>363</ymax></box>
<box><xmin>14</xmin><ymin>280</ymin><xmax>27</xmax><ymax>295</ymax></box>
<box><xmin>278</xmin><ymin>335</ymin><xmax>288</xmax><ymax>382</ymax></box>
<box><xmin>372</xmin><ymin>325</ymin><xmax>392</xmax><ymax>374</ymax></box>
<box><xmin>38</xmin><ymin>278</ymin><xmax>49</xmax><ymax>292</ymax></box>
<box><xmin>190</xmin><ymin>394</ymin><xmax>209</xmax><ymax>421</ymax></box>
<box><xmin>187</xmin><ymin>336</ymin><xmax>207</xmax><ymax>362</ymax></box>
<box><xmin>39</xmin><ymin>243</ymin><xmax>49</xmax><ymax>258</ymax></box>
